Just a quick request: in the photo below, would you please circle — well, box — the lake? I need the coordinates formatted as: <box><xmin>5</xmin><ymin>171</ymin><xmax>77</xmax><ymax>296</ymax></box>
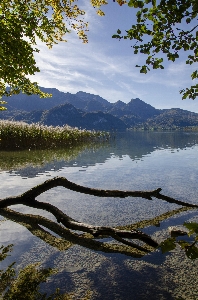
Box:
<box><xmin>1</xmin><ymin>131</ymin><xmax>198</xmax><ymax>299</ymax></box>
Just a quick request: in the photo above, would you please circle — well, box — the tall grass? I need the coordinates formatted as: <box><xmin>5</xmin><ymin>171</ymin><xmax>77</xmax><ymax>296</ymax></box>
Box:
<box><xmin>0</xmin><ymin>120</ymin><xmax>109</xmax><ymax>150</ymax></box>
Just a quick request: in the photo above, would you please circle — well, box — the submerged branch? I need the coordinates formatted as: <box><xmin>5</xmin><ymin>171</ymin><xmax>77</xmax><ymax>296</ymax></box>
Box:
<box><xmin>0</xmin><ymin>195</ymin><xmax>158</xmax><ymax>251</ymax></box>
<box><xmin>0</xmin><ymin>208</ymin><xmax>152</xmax><ymax>257</ymax></box>
<box><xmin>0</xmin><ymin>176</ymin><xmax>197</xmax><ymax>257</ymax></box>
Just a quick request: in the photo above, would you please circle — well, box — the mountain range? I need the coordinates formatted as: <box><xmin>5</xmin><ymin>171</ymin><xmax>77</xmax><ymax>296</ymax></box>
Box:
<box><xmin>1</xmin><ymin>88</ymin><xmax>198</xmax><ymax>130</ymax></box>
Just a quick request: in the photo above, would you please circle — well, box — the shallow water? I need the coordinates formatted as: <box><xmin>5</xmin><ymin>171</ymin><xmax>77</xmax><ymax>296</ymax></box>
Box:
<box><xmin>1</xmin><ymin>131</ymin><xmax>198</xmax><ymax>299</ymax></box>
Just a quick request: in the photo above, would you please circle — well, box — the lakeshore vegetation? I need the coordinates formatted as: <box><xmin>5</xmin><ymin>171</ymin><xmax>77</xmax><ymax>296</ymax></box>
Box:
<box><xmin>0</xmin><ymin>120</ymin><xmax>109</xmax><ymax>151</ymax></box>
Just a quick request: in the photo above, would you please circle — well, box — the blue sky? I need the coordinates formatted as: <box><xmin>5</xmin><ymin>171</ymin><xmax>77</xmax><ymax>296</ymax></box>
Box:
<box><xmin>31</xmin><ymin>1</ymin><xmax>198</xmax><ymax>112</ymax></box>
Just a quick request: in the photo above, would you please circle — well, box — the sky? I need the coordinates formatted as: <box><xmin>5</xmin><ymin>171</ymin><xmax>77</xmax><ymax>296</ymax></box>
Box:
<box><xmin>31</xmin><ymin>1</ymin><xmax>198</xmax><ymax>113</ymax></box>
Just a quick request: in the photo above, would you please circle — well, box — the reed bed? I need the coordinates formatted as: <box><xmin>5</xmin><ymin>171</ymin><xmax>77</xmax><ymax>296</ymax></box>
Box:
<box><xmin>0</xmin><ymin>120</ymin><xmax>109</xmax><ymax>150</ymax></box>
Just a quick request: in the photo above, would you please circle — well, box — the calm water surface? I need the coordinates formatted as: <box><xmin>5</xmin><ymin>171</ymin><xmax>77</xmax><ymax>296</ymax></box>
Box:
<box><xmin>1</xmin><ymin>131</ymin><xmax>198</xmax><ymax>299</ymax></box>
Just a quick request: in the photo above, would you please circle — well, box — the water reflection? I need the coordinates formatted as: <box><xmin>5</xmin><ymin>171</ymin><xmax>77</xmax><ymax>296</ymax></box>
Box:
<box><xmin>1</xmin><ymin>131</ymin><xmax>198</xmax><ymax>299</ymax></box>
<box><xmin>0</xmin><ymin>131</ymin><xmax>197</xmax><ymax>178</ymax></box>
<box><xmin>0</xmin><ymin>142</ymin><xmax>107</xmax><ymax>177</ymax></box>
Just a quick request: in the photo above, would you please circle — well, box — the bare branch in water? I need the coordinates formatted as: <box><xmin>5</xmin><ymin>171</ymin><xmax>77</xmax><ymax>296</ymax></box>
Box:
<box><xmin>0</xmin><ymin>176</ymin><xmax>197</xmax><ymax>257</ymax></box>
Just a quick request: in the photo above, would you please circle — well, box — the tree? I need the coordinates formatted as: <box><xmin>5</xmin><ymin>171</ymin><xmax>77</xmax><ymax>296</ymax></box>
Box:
<box><xmin>0</xmin><ymin>0</ymin><xmax>89</xmax><ymax>101</ymax></box>
<box><xmin>112</xmin><ymin>0</ymin><xmax>198</xmax><ymax>100</ymax></box>
<box><xmin>0</xmin><ymin>0</ymin><xmax>110</xmax><ymax>101</ymax></box>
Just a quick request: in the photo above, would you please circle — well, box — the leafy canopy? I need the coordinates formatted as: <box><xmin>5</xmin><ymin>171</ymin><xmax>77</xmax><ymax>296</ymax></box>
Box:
<box><xmin>0</xmin><ymin>0</ymin><xmax>90</xmax><ymax>101</ymax></box>
<box><xmin>112</xmin><ymin>0</ymin><xmax>198</xmax><ymax>100</ymax></box>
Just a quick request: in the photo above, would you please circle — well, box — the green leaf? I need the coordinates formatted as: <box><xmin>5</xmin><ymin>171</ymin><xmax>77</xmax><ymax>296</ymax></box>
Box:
<box><xmin>112</xmin><ymin>34</ymin><xmax>121</xmax><ymax>39</ymax></box>
<box><xmin>177</xmin><ymin>240</ymin><xmax>190</xmax><ymax>249</ymax></box>
<box><xmin>128</xmin><ymin>0</ymin><xmax>134</xmax><ymax>7</ymax></box>
<box><xmin>160</xmin><ymin>238</ymin><xmax>176</xmax><ymax>254</ymax></box>
<box><xmin>186</xmin><ymin>17</ymin><xmax>191</xmax><ymax>24</ymax></box>
<box><xmin>117</xmin><ymin>29</ymin><xmax>121</xmax><ymax>34</ymax></box>
<box><xmin>191</xmin><ymin>71</ymin><xmax>198</xmax><ymax>80</ymax></box>
<box><xmin>184</xmin><ymin>222</ymin><xmax>198</xmax><ymax>235</ymax></box>
<box><xmin>137</xmin><ymin>1</ymin><xmax>144</xmax><ymax>8</ymax></box>
<box><xmin>185</xmin><ymin>245</ymin><xmax>198</xmax><ymax>259</ymax></box>
<box><xmin>142</xmin><ymin>8</ymin><xmax>148</xmax><ymax>13</ymax></box>
<box><xmin>140</xmin><ymin>65</ymin><xmax>148</xmax><ymax>73</ymax></box>
<box><xmin>183</xmin><ymin>44</ymin><xmax>189</xmax><ymax>51</ymax></box>
<box><xmin>136</xmin><ymin>11</ymin><xmax>141</xmax><ymax>17</ymax></box>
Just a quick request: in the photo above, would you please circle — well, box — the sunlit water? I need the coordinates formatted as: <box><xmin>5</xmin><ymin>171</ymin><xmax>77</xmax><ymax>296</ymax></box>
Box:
<box><xmin>1</xmin><ymin>131</ymin><xmax>198</xmax><ymax>299</ymax></box>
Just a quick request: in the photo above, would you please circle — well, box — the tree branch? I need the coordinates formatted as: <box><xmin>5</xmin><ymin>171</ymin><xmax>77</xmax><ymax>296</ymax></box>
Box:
<box><xmin>1</xmin><ymin>176</ymin><xmax>197</xmax><ymax>257</ymax></box>
<box><xmin>1</xmin><ymin>176</ymin><xmax>197</xmax><ymax>208</ymax></box>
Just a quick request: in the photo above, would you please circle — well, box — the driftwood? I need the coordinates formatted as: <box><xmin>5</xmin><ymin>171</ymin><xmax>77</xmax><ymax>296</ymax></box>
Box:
<box><xmin>0</xmin><ymin>176</ymin><xmax>197</xmax><ymax>256</ymax></box>
<box><xmin>1</xmin><ymin>176</ymin><xmax>197</xmax><ymax>208</ymax></box>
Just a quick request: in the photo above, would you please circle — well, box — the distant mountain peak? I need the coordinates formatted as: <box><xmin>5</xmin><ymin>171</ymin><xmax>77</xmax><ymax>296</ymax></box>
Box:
<box><xmin>113</xmin><ymin>100</ymin><xmax>126</xmax><ymax>109</ymax></box>
<box><xmin>130</xmin><ymin>98</ymin><xmax>141</xmax><ymax>102</ymax></box>
<box><xmin>129</xmin><ymin>98</ymin><xmax>153</xmax><ymax>106</ymax></box>
<box><xmin>75</xmin><ymin>91</ymin><xmax>111</xmax><ymax>107</ymax></box>
<box><xmin>115</xmin><ymin>100</ymin><xmax>125</xmax><ymax>105</ymax></box>
<box><xmin>1</xmin><ymin>87</ymin><xmax>198</xmax><ymax>130</ymax></box>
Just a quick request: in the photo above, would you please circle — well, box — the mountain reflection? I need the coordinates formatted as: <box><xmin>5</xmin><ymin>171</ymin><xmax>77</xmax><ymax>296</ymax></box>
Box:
<box><xmin>1</xmin><ymin>131</ymin><xmax>197</xmax><ymax>178</ymax></box>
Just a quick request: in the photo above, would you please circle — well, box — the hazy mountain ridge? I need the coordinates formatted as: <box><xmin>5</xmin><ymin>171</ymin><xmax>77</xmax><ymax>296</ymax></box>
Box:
<box><xmin>142</xmin><ymin>108</ymin><xmax>198</xmax><ymax>129</ymax></box>
<box><xmin>1</xmin><ymin>88</ymin><xmax>198</xmax><ymax>130</ymax></box>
